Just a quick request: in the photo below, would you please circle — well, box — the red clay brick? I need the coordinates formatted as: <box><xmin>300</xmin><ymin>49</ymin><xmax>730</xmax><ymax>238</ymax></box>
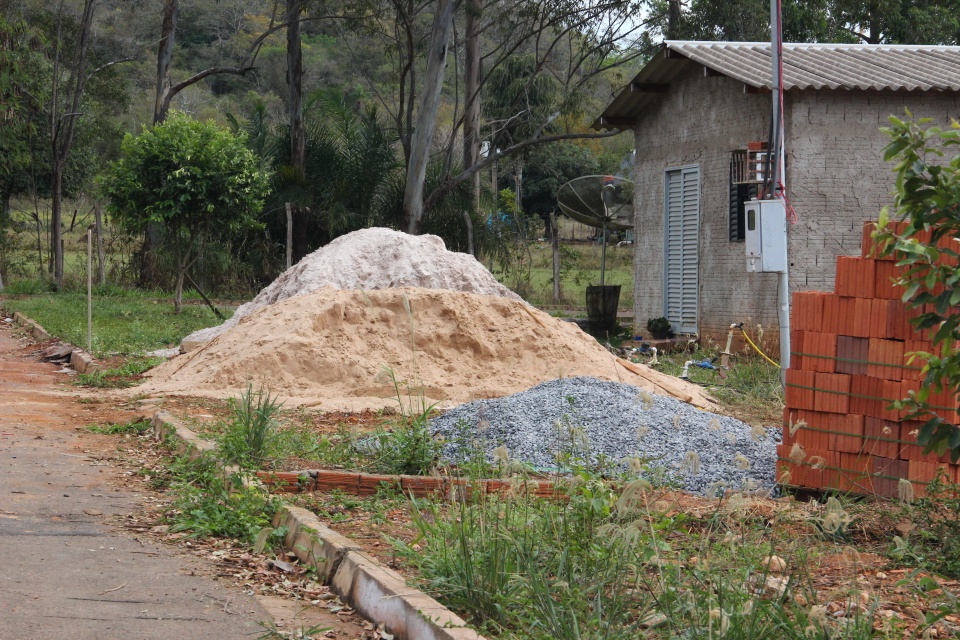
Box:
<box><xmin>867</xmin><ymin>339</ymin><xmax>905</xmax><ymax>381</ymax></box>
<box><xmin>874</xmin><ymin>260</ymin><xmax>904</xmax><ymax>299</ymax></box>
<box><xmin>863</xmin><ymin>417</ymin><xmax>899</xmax><ymax>459</ymax></box>
<box><xmin>839</xmin><ymin>452</ymin><xmax>874</xmax><ymax>494</ymax></box>
<box><xmin>814</xmin><ymin>372</ymin><xmax>851</xmax><ymax>414</ymax></box>
<box><xmin>792</xmin><ymin>291</ymin><xmax>825</xmax><ymax>333</ymax></box>
<box><xmin>836</xmin><ymin>256</ymin><xmax>877</xmax><ymax>298</ymax></box>
<box><xmin>908</xmin><ymin>460</ymin><xmax>941</xmax><ymax>486</ymax></box>
<box><xmin>790</xmin><ymin>330</ymin><xmax>805</xmax><ymax>371</ymax></box>
<box><xmin>836</xmin><ymin>336</ymin><xmax>869</xmax><ymax>375</ymax></box>
<box><xmin>314</xmin><ymin>470</ymin><xmax>362</xmax><ymax>493</ymax></box>
<box><xmin>785</xmin><ymin>369</ymin><xmax>816</xmax><ymax>411</ymax></box>
<box><xmin>831</xmin><ymin>413</ymin><xmax>865</xmax><ymax>453</ymax></box>
<box><xmin>882</xmin><ymin>380</ymin><xmax>904</xmax><ymax>421</ymax></box>
<box><xmin>899</xmin><ymin>422</ymin><xmax>940</xmax><ymax>463</ymax></box>
<box><xmin>804</xmin><ymin>332</ymin><xmax>837</xmax><ymax>373</ymax></box>
<box><xmin>928</xmin><ymin>388</ymin><xmax>959</xmax><ymax>424</ymax></box>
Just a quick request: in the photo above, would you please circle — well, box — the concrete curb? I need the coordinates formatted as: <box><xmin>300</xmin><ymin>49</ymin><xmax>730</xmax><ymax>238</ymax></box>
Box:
<box><xmin>69</xmin><ymin>349</ymin><xmax>97</xmax><ymax>374</ymax></box>
<box><xmin>151</xmin><ymin>411</ymin><xmax>218</xmax><ymax>460</ymax></box>
<box><xmin>152</xmin><ymin>412</ymin><xmax>489</xmax><ymax>640</ymax></box>
<box><xmin>4</xmin><ymin>309</ymin><xmax>98</xmax><ymax>373</ymax></box>
<box><xmin>11</xmin><ymin>311</ymin><xmax>51</xmax><ymax>342</ymax></box>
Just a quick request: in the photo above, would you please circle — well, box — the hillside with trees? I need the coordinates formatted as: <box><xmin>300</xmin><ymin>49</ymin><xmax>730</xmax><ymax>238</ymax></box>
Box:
<box><xmin>1</xmin><ymin>0</ymin><xmax>957</xmax><ymax>294</ymax></box>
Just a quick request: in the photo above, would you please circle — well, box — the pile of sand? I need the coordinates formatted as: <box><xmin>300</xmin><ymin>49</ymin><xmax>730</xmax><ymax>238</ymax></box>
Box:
<box><xmin>145</xmin><ymin>287</ymin><xmax>713</xmax><ymax>412</ymax></box>
<box><xmin>181</xmin><ymin>228</ymin><xmax>521</xmax><ymax>350</ymax></box>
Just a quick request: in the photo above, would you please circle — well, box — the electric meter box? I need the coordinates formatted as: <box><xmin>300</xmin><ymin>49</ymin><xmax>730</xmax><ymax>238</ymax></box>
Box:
<box><xmin>744</xmin><ymin>198</ymin><xmax>787</xmax><ymax>273</ymax></box>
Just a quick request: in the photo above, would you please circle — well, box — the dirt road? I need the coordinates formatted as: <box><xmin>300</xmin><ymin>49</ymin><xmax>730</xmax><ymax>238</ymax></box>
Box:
<box><xmin>0</xmin><ymin>322</ymin><xmax>273</xmax><ymax>639</ymax></box>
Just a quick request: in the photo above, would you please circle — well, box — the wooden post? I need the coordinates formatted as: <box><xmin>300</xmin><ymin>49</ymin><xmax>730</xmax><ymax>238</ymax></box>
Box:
<box><xmin>87</xmin><ymin>227</ymin><xmax>92</xmax><ymax>351</ymax></box>
<box><xmin>550</xmin><ymin>209</ymin><xmax>561</xmax><ymax>303</ymax></box>
<box><xmin>285</xmin><ymin>202</ymin><xmax>293</xmax><ymax>269</ymax></box>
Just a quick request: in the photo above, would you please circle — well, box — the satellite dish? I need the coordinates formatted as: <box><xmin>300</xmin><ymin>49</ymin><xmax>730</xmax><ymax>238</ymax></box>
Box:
<box><xmin>557</xmin><ymin>175</ymin><xmax>635</xmax><ymax>286</ymax></box>
<box><xmin>557</xmin><ymin>175</ymin><xmax>634</xmax><ymax>231</ymax></box>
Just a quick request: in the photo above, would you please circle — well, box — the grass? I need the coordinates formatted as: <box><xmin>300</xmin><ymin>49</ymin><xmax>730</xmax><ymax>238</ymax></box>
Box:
<box><xmin>398</xmin><ymin>469</ymin><xmax>959</xmax><ymax>639</ymax></box>
<box><xmin>638</xmin><ymin>347</ymin><xmax>784</xmax><ymax>426</ymax></box>
<box><xmin>494</xmin><ymin>242</ymin><xmax>634</xmax><ymax>311</ymax></box>
<box><xmin>1</xmin><ymin>288</ymin><xmax>231</xmax><ymax>355</ymax></box>
<box><xmin>75</xmin><ymin>356</ymin><xmax>164</xmax><ymax>388</ymax></box>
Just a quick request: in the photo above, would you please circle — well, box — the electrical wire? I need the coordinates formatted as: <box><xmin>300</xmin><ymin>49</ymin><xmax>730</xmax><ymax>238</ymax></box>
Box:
<box><xmin>741</xmin><ymin>327</ymin><xmax>780</xmax><ymax>368</ymax></box>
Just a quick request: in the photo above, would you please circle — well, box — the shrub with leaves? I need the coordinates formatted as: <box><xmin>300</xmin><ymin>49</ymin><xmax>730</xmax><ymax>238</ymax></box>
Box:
<box><xmin>874</xmin><ymin>114</ymin><xmax>960</xmax><ymax>461</ymax></box>
<box><xmin>167</xmin><ymin>454</ymin><xmax>281</xmax><ymax>544</ymax></box>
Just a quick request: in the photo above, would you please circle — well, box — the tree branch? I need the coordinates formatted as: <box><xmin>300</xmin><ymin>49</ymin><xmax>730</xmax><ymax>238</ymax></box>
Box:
<box><xmin>424</xmin><ymin>129</ymin><xmax>625</xmax><ymax>209</ymax></box>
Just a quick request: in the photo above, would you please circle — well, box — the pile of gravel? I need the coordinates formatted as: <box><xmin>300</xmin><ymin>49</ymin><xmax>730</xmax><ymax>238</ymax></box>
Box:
<box><xmin>429</xmin><ymin>377</ymin><xmax>781</xmax><ymax>496</ymax></box>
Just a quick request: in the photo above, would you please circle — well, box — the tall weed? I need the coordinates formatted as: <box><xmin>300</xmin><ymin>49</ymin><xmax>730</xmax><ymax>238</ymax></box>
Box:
<box><xmin>219</xmin><ymin>385</ymin><xmax>283</xmax><ymax>469</ymax></box>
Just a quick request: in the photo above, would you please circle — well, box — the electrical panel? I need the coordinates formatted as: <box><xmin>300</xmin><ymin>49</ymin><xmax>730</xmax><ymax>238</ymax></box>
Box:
<box><xmin>744</xmin><ymin>198</ymin><xmax>787</xmax><ymax>273</ymax></box>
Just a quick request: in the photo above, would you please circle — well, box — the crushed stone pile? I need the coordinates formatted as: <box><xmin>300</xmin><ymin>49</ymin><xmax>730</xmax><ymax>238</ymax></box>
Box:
<box><xmin>181</xmin><ymin>228</ymin><xmax>522</xmax><ymax>350</ymax></box>
<box><xmin>429</xmin><ymin>377</ymin><xmax>780</xmax><ymax>496</ymax></box>
<box><xmin>143</xmin><ymin>287</ymin><xmax>711</xmax><ymax>412</ymax></box>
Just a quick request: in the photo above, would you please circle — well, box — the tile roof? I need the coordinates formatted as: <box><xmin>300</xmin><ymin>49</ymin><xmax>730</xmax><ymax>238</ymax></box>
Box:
<box><xmin>594</xmin><ymin>41</ymin><xmax>960</xmax><ymax>130</ymax></box>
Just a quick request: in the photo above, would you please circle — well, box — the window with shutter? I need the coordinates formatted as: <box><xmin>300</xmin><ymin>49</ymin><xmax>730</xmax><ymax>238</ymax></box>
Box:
<box><xmin>663</xmin><ymin>165</ymin><xmax>700</xmax><ymax>335</ymax></box>
<box><xmin>729</xmin><ymin>159</ymin><xmax>758</xmax><ymax>242</ymax></box>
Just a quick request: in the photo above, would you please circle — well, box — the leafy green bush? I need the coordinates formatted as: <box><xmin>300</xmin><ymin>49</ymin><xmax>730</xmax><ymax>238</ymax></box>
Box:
<box><xmin>167</xmin><ymin>453</ymin><xmax>280</xmax><ymax>544</ymax></box>
<box><xmin>875</xmin><ymin>114</ymin><xmax>960</xmax><ymax>460</ymax></box>
<box><xmin>646</xmin><ymin>316</ymin><xmax>673</xmax><ymax>339</ymax></box>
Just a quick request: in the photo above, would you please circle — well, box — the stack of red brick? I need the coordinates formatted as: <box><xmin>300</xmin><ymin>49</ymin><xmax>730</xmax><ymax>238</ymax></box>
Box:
<box><xmin>778</xmin><ymin>222</ymin><xmax>960</xmax><ymax>496</ymax></box>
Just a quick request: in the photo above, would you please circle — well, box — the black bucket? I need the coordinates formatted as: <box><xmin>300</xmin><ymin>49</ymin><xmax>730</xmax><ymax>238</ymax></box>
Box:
<box><xmin>585</xmin><ymin>285</ymin><xmax>621</xmax><ymax>336</ymax></box>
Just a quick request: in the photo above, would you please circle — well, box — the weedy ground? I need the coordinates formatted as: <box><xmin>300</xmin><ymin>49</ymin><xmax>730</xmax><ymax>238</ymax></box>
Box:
<box><xmin>97</xmin><ymin>383</ymin><xmax>960</xmax><ymax>640</ymax></box>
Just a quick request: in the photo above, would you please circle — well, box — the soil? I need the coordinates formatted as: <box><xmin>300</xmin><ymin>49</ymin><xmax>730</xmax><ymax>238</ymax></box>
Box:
<box><xmin>0</xmin><ymin>318</ymin><xmax>377</xmax><ymax>639</ymax></box>
<box><xmin>141</xmin><ymin>286</ymin><xmax>713</xmax><ymax>412</ymax></box>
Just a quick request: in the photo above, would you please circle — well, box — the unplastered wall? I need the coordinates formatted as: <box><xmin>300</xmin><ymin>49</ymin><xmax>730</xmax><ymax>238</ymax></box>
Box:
<box><xmin>785</xmin><ymin>89</ymin><xmax>960</xmax><ymax>295</ymax></box>
<box><xmin>631</xmin><ymin>63</ymin><xmax>775</xmax><ymax>343</ymax></box>
<box><xmin>633</xmin><ymin>75</ymin><xmax>960</xmax><ymax>346</ymax></box>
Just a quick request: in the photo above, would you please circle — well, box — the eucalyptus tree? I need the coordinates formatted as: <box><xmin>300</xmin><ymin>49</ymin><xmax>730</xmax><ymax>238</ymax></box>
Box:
<box><xmin>337</xmin><ymin>0</ymin><xmax>655</xmax><ymax>239</ymax></box>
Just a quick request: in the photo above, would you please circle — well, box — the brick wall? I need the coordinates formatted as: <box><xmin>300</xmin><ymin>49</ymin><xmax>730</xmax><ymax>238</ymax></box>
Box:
<box><xmin>632</xmin><ymin>67</ymin><xmax>960</xmax><ymax>346</ymax></box>
<box><xmin>631</xmin><ymin>63</ymin><xmax>775</xmax><ymax>342</ymax></box>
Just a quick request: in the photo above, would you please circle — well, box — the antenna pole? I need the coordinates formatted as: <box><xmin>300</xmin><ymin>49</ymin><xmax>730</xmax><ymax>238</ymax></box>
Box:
<box><xmin>600</xmin><ymin>221</ymin><xmax>607</xmax><ymax>287</ymax></box>
<box><xmin>771</xmin><ymin>0</ymin><xmax>790</xmax><ymax>384</ymax></box>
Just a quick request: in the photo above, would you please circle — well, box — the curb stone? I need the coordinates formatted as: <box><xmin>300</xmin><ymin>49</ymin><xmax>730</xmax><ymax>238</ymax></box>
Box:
<box><xmin>12</xmin><ymin>310</ymin><xmax>51</xmax><ymax>342</ymax></box>
<box><xmin>5</xmin><ymin>309</ymin><xmax>98</xmax><ymax>373</ymax></box>
<box><xmin>152</xmin><ymin>412</ymin><xmax>489</xmax><ymax>640</ymax></box>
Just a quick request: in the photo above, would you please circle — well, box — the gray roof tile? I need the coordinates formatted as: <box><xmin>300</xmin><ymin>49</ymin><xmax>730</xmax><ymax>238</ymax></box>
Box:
<box><xmin>595</xmin><ymin>41</ymin><xmax>960</xmax><ymax>130</ymax></box>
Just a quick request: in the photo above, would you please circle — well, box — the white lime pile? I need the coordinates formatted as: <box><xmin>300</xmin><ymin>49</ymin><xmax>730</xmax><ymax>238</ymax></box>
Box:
<box><xmin>181</xmin><ymin>227</ymin><xmax>522</xmax><ymax>350</ymax></box>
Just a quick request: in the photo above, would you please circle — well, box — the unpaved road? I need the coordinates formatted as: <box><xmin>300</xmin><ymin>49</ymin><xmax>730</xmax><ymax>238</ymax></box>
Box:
<box><xmin>0</xmin><ymin>321</ymin><xmax>274</xmax><ymax>639</ymax></box>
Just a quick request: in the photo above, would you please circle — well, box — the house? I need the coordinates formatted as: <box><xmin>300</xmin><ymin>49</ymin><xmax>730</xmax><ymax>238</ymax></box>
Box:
<box><xmin>594</xmin><ymin>41</ymin><xmax>960</xmax><ymax>347</ymax></box>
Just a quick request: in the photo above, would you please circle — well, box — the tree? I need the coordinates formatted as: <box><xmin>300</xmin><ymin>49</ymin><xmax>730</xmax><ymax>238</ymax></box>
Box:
<box><xmin>0</xmin><ymin>17</ymin><xmax>43</xmax><ymax>217</ymax></box>
<box><xmin>402</xmin><ymin>0</ymin><xmax>463</xmax><ymax>235</ymax></box>
<box><xmin>101</xmin><ymin>112</ymin><xmax>269</xmax><ymax>313</ymax></box>
<box><xmin>341</xmin><ymin>0</ymin><xmax>652</xmax><ymax>238</ymax></box>
<box><xmin>874</xmin><ymin>115</ymin><xmax>960</xmax><ymax>461</ymax></box>
<box><xmin>520</xmin><ymin>141</ymin><xmax>601</xmax><ymax>224</ymax></box>
<box><xmin>49</xmin><ymin>0</ymin><xmax>96</xmax><ymax>288</ymax></box>
<box><xmin>651</xmin><ymin>0</ymin><xmax>960</xmax><ymax>44</ymax></box>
